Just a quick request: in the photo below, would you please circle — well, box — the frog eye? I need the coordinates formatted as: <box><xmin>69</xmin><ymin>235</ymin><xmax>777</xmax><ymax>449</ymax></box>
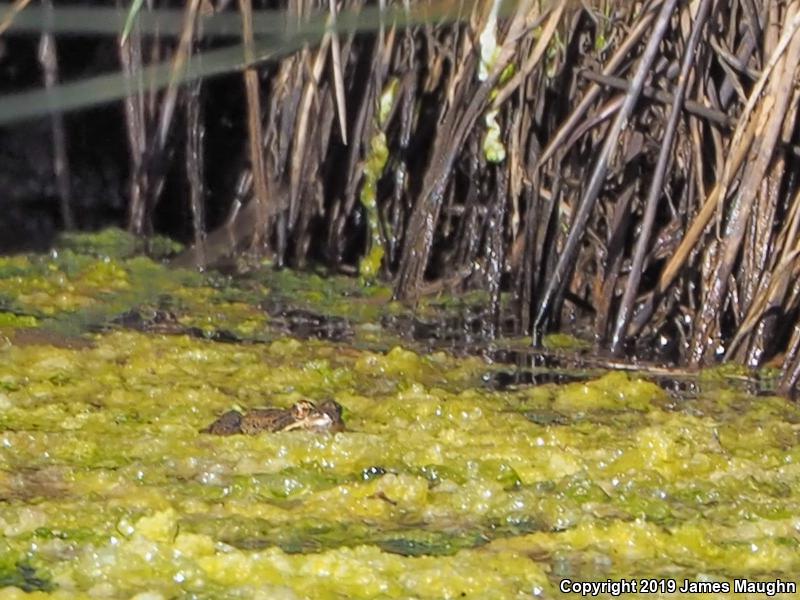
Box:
<box><xmin>291</xmin><ymin>400</ymin><xmax>316</xmax><ymax>418</ymax></box>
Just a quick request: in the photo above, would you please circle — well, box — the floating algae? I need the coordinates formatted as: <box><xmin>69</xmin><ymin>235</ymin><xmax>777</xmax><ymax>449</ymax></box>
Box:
<box><xmin>0</xmin><ymin>233</ymin><xmax>799</xmax><ymax>598</ymax></box>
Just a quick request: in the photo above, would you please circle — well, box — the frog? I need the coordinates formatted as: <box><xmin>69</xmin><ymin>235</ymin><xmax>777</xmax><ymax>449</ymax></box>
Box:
<box><xmin>201</xmin><ymin>399</ymin><xmax>344</xmax><ymax>435</ymax></box>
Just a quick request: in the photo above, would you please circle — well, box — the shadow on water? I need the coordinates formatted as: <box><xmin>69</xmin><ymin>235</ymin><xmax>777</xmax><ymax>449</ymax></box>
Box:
<box><xmin>378</xmin><ymin>306</ymin><xmax>780</xmax><ymax>397</ymax></box>
<box><xmin>262</xmin><ymin>301</ymin><xmax>354</xmax><ymax>342</ymax></box>
<box><xmin>97</xmin><ymin>289</ymin><xmax>780</xmax><ymax>398</ymax></box>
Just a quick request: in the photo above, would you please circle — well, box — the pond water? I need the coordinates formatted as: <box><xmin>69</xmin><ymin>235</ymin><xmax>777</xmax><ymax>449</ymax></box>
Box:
<box><xmin>0</xmin><ymin>231</ymin><xmax>798</xmax><ymax>599</ymax></box>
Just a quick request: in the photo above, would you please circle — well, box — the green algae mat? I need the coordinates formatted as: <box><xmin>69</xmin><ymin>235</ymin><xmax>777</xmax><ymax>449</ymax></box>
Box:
<box><xmin>0</xmin><ymin>231</ymin><xmax>799</xmax><ymax>599</ymax></box>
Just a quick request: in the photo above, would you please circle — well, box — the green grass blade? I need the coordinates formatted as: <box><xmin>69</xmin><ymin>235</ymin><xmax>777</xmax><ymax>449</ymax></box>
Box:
<box><xmin>120</xmin><ymin>0</ymin><xmax>145</xmax><ymax>44</ymax></box>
